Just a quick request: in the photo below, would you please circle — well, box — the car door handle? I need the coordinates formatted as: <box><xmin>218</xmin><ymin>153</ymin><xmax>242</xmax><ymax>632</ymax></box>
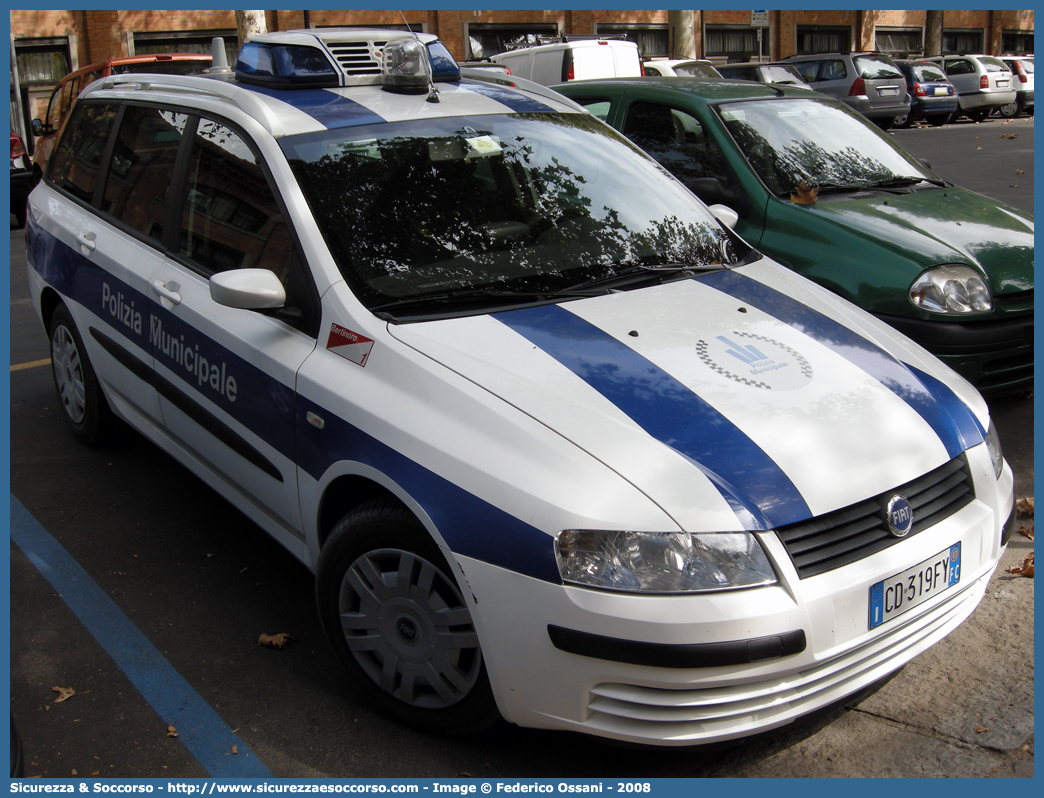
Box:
<box><xmin>76</xmin><ymin>232</ymin><xmax>96</xmax><ymax>253</ymax></box>
<box><xmin>150</xmin><ymin>279</ymin><xmax>182</xmax><ymax>306</ymax></box>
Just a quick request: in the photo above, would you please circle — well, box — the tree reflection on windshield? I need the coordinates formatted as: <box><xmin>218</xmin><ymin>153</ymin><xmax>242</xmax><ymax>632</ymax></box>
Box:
<box><xmin>282</xmin><ymin>112</ymin><xmax>740</xmax><ymax>317</ymax></box>
<box><xmin>721</xmin><ymin>98</ymin><xmax>930</xmax><ymax>196</ymax></box>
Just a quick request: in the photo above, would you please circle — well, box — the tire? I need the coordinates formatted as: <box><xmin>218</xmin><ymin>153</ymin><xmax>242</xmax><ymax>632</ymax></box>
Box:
<box><xmin>875</xmin><ymin>116</ymin><xmax>894</xmax><ymax>131</ymax></box>
<box><xmin>14</xmin><ymin>201</ymin><xmax>27</xmax><ymax>228</ymax></box>
<box><xmin>997</xmin><ymin>101</ymin><xmax>1019</xmax><ymax>118</ymax></box>
<box><xmin>967</xmin><ymin>109</ymin><xmax>989</xmax><ymax>123</ymax></box>
<box><xmin>315</xmin><ymin>498</ymin><xmax>500</xmax><ymax>735</ymax></box>
<box><xmin>49</xmin><ymin>304</ymin><xmax>114</xmax><ymax>444</ymax></box>
<box><xmin>929</xmin><ymin>115</ymin><xmax>948</xmax><ymax>127</ymax></box>
<box><xmin>893</xmin><ymin>111</ymin><xmax>912</xmax><ymax>129</ymax></box>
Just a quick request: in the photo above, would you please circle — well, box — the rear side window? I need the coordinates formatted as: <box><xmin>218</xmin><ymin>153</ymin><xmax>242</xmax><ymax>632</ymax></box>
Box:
<box><xmin>819</xmin><ymin>60</ymin><xmax>848</xmax><ymax>81</ymax></box>
<box><xmin>102</xmin><ymin>105</ymin><xmax>189</xmax><ymax>244</ymax></box>
<box><xmin>47</xmin><ymin>102</ymin><xmax>119</xmax><ymax>202</ymax></box>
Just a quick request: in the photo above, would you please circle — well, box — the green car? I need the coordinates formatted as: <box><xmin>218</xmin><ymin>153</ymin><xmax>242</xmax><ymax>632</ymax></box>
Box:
<box><xmin>552</xmin><ymin>78</ymin><xmax>1033</xmax><ymax>395</ymax></box>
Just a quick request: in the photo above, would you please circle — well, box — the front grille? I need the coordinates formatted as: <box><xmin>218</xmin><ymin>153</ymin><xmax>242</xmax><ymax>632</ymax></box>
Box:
<box><xmin>994</xmin><ymin>288</ymin><xmax>1033</xmax><ymax>313</ymax></box>
<box><xmin>776</xmin><ymin>456</ymin><xmax>974</xmax><ymax>579</ymax></box>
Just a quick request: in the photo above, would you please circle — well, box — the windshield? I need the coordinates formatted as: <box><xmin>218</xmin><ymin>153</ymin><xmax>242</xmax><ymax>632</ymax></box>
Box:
<box><xmin>674</xmin><ymin>61</ymin><xmax>721</xmax><ymax>78</ymax></box>
<box><xmin>719</xmin><ymin>97</ymin><xmax>934</xmax><ymax>196</ymax></box>
<box><xmin>282</xmin><ymin>112</ymin><xmax>741</xmax><ymax>319</ymax></box>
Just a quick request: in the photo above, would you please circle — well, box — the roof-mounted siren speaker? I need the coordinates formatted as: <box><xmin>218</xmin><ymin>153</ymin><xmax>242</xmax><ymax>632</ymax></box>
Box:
<box><xmin>207</xmin><ymin>37</ymin><xmax>233</xmax><ymax>74</ymax></box>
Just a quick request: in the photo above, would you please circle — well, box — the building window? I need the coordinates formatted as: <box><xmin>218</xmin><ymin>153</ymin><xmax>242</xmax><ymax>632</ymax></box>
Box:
<box><xmin>597</xmin><ymin>25</ymin><xmax>669</xmax><ymax>59</ymax></box>
<box><xmin>133</xmin><ymin>30</ymin><xmax>238</xmax><ymax>67</ymax></box>
<box><xmin>15</xmin><ymin>38</ymin><xmax>71</xmax><ymax>85</ymax></box>
<box><xmin>1003</xmin><ymin>31</ymin><xmax>1034</xmax><ymax>55</ymax></box>
<box><xmin>876</xmin><ymin>28</ymin><xmax>923</xmax><ymax>58</ymax></box>
<box><xmin>796</xmin><ymin>26</ymin><xmax>850</xmax><ymax>55</ymax></box>
<box><xmin>466</xmin><ymin>24</ymin><xmax>559</xmax><ymax>60</ymax></box>
<box><xmin>705</xmin><ymin>26</ymin><xmax>763</xmax><ymax>63</ymax></box>
<box><xmin>942</xmin><ymin>29</ymin><xmax>984</xmax><ymax>54</ymax></box>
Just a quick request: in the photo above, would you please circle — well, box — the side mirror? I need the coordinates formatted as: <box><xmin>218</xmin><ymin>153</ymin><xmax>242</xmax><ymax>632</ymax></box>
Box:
<box><xmin>708</xmin><ymin>204</ymin><xmax>739</xmax><ymax>229</ymax></box>
<box><xmin>31</xmin><ymin>118</ymin><xmax>44</xmax><ymax>137</ymax></box>
<box><xmin>210</xmin><ymin>268</ymin><xmax>286</xmax><ymax>310</ymax></box>
<box><xmin>919</xmin><ymin>158</ymin><xmax>932</xmax><ymax>171</ymax></box>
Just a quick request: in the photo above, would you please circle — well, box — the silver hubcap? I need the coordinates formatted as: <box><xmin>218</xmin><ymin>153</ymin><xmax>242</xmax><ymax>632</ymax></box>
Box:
<box><xmin>339</xmin><ymin>548</ymin><xmax>481</xmax><ymax>709</ymax></box>
<box><xmin>52</xmin><ymin>325</ymin><xmax>87</xmax><ymax>424</ymax></box>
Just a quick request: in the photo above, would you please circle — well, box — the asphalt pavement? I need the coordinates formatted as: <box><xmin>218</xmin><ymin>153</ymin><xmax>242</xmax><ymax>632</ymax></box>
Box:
<box><xmin>7</xmin><ymin>115</ymin><xmax>1034</xmax><ymax>779</ymax></box>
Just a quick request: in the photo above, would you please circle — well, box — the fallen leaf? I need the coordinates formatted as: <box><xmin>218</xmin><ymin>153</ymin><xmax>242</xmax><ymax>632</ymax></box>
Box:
<box><xmin>1007</xmin><ymin>134</ymin><xmax>1019</xmax><ymax>140</ymax></box>
<box><xmin>71</xmin><ymin>769</ymin><xmax>77</xmax><ymax>776</ymax></box>
<box><xmin>1016</xmin><ymin>497</ymin><xmax>1033</xmax><ymax>516</ymax></box>
<box><xmin>232</xmin><ymin>745</ymin><xmax>238</xmax><ymax>755</ymax></box>
<box><xmin>1006</xmin><ymin>553</ymin><xmax>1034</xmax><ymax>578</ymax></box>
<box><xmin>790</xmin><ymin>180</ymin><xmax>819</xmax><ymax>205</ymax></box>
<box><xmin>51</xmin><ymin>686</ymin><xmax>80</xmax><ymax>703</ymax></box>
<box><xmin>977</xmin><ymin>147</ymin><xmax>984</xmax><ymax>150</ymax></box>
<box><xmin>258</xmin><ymin>632</ymin><xmax>295</xmax><ymax>649</ymax></box>
<box><xmin>167</xmin><ymin>725</ymin><xmax>178</xmax><ymax>738</ymax></box>
<box><xmin>975</xmin><ymin>727</ymin><xmax>988</xmax><ymax>733</ymax></box>
<box><xmin>1016</xmin><ymin>169</ymin><xmax>1025</xmax><ymax>175</ymax></box>
<box><xmin>1019</xmin><ymin>525</ymin><xmax>1034</xmax><ymax>541</ymax></box>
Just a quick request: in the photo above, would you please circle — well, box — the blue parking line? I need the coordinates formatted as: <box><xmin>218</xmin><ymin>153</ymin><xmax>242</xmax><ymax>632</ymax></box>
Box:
<box><xmin>10</xmin><ymin>495</ymin><xmax>273</xmax><ymax>778</ymax></box>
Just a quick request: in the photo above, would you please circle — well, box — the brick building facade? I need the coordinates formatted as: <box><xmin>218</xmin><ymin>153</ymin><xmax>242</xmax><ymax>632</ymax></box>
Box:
<box><xmin>9</xmin><ymin>9</ymin><xmax>1035</xmax><ymax>140</ymax></box>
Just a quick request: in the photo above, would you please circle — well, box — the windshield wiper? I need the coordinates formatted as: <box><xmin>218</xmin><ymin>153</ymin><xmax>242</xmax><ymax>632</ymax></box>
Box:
<box><xmin>560</xmin><ymin>261</ymin><xmax>726</xmax><ymax>294</ymax></box>
<box><xmin>370</xmin><ymin>287</ymin><xmax>562</xmax><ymax>314</ymax></box>
<box><xmin>858</xmin><ymin>176</ymin><xmax>948</xmax><ymax>190</ymax></box>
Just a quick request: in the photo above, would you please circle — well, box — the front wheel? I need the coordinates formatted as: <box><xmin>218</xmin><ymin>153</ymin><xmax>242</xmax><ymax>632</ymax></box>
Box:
<box><xmin>316</xmin><ymin>498</ymin><xmax>500</xmax><ymax>735</ymax></box>
<box><xmin>49</xmin><ymin>304</ymin><xmax>114</xmax><ymax>444</ymax></box>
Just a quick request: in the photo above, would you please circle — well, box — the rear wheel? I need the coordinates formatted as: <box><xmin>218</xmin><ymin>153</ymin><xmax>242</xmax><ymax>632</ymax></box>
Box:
<box><xmin>929</xmin><ymin>115</ymin><xmax>948</xmax><ymax>127</ymax></box>
<box><xmin>316</xmin><ymin>498</ymin><xmax>500</xmax><ymax>735</ymax></box>
<box><xmin>49</xmin><ymin>304</ymin><xmax>114</xmax><ymax>444</ymax></box>
<box><xmin>893</xmin><ymin>111</ymin><xmax>912</xmax><ymax>128</ymax></box>
<box><xmin>967</xmin><ymin>109</ymin><xmax>989</xmax><ymax>123</ymax></box>
<box><xmin>875</xmin><ymin>116</ymin><xmax>894</xmax><ymax>131</ymax></box>
<box><xmin>997</xmin><ymin>101</ymin><xmax>1019</xmax><ymax>118</ymax></box>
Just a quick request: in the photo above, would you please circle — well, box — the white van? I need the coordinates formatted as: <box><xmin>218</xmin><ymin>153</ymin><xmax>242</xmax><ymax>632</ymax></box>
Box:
<box><xmin>492</xmin><ymin>37</ymin><xmax>642</xmax><ymax>85</ymax></box>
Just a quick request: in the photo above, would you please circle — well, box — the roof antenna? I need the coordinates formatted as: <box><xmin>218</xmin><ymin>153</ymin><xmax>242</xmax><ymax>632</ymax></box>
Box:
<box><xmin>400</xmin><ymin>10</ymin><xmax>439</xmax><ymax>102</ymax></box>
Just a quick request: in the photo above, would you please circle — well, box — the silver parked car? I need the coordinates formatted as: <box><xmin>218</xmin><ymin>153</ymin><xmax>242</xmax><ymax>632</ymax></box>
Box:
<box><xmin>924</xmin><ymin>54</ymin><xmax>1016</xmax><ymax>122</ymax></box>
<box><xmin>999</xmin><ymin>55</ymin><xmax>1033</xmax><ymax>117</ymax></box>
<box><xmin>781</xmin><ymin>51</ymin><xmax>911</xmax><ymax>129</ymax></box>
<box><xmin>717</xmin><ymin>62</ymin><xmax>811</xmax><ymax>89</ymax></box>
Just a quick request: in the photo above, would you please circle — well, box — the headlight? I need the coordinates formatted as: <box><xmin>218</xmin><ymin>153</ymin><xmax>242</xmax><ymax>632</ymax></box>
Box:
<box><xmin>986</xmin><ymin>421</ymin><xmax>1004</xmax><ymax>479</ymax></box>
<box><xmin>909</xmin><ymin>265</ymin><xmax>992</xmax><ymax>314</ymax></box>
<box><xmin>555</xmin><ymin>529</ymin><xmax>777</xmax><ymax>593</ymax></box>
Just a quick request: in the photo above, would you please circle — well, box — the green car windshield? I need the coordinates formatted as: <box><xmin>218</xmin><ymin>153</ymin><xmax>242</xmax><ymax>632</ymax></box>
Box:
<box><xmin>719</xmin><ymin>97</ymin><xmax>934</xmax><ymax>196</ymax></box>
<box><xmin>281</xmin><ymin>112</ymin><xmax>742</xmax><ymax>319</ymax></box>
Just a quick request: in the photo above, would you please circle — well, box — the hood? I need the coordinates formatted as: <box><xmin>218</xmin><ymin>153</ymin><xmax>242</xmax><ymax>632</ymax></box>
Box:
<box><xmin>810</xmin><ymin>186</ymin><xmax>1034</xmax><ymax>294</ymax></box>
<box><xmin>389</xmin><ymin>261</ymin><xmax>988</xmax><ymax>534</ymax></box>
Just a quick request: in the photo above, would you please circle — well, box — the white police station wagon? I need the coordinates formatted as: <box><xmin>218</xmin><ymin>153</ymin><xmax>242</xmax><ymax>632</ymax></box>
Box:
<box><xmin>25</xmin><ymin>29</ymin><xmax>1015</xmax><ymax>746</ymax></box>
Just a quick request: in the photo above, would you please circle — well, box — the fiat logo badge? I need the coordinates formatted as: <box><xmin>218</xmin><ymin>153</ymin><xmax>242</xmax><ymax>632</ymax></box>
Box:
<box><xmin>885</xmin><ymin>495</ymin><xmax>914</xmax><ymax>538</ymax></box>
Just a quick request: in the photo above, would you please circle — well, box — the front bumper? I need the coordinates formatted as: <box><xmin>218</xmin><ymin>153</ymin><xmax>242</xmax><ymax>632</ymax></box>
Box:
<box><xmin>875</xmin><ymin>311</ymin><xmax>1033</xmax><ymax>395</ymax></box>
<box><xmin>457</xmin><ymin>445</ymin><xmax>1012</xmax><ymax>745</ymax></box>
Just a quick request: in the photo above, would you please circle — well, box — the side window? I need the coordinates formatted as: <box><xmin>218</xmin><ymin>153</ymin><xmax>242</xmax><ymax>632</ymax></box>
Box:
<box><xmin>820</xmin><ymin>60</ymin><xmax>848</xmax><ymax>81</ymax></box>
<box><xmin>180</xmin><ymin>116</ymin><xmax>317</xmax><ymax>335</ymax></box>
<box><xmin>574</xmin><ymin>97</ymin><xmax>612</xmax><ymax>121</ymax></box>
<box><xmin>47</xmin><ymin>102</ymin><xmax>119</xmax><ymax>202</ymax></box>
<box><xmin>622</xmin><ymin>102</ymin><xmax>731</xmax><ymax>188</ymax></box>
<box><xmin>101</xmin><ymin>105</ymin><xmax>189</xmax><ymax>243</ymax></box>
<box><xmin>945</xmin><ymin>59</ymin><xmax>973</xmax><ymax>76</ymax></box>
<box><xmin>790</xmin><ymin>61</ymin><xmax>818</xmax><ymax>83</ymax></box>
<box><xmin>180</xmin><ymin>118</ymin><xmax>290</xmax><ymax>278</ymax></box>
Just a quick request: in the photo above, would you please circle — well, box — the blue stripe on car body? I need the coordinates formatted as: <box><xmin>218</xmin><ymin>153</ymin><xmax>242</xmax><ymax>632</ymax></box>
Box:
<box><xmin>700</xmin><ymin>269</ymin><xmax>985</xmax><ymax>456</ymax></box>
<box><xmin>239</xmin><ymin>84</ymin><xmax>386</xmax><ymax>129</ymax></box>
<box><xmin>494</xmin><ymin>303</ymin><xmax>811</xmax><ymax>531</ymax></box>
<box><xmin>458</xmin><ymin>79</ymin><xmax>558</xmax><ymax>113</ymax></box>
<box><xmin>31</xmin><ymin>224</ymin><xmax>561</xmax><ymax>584</ymax></box>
